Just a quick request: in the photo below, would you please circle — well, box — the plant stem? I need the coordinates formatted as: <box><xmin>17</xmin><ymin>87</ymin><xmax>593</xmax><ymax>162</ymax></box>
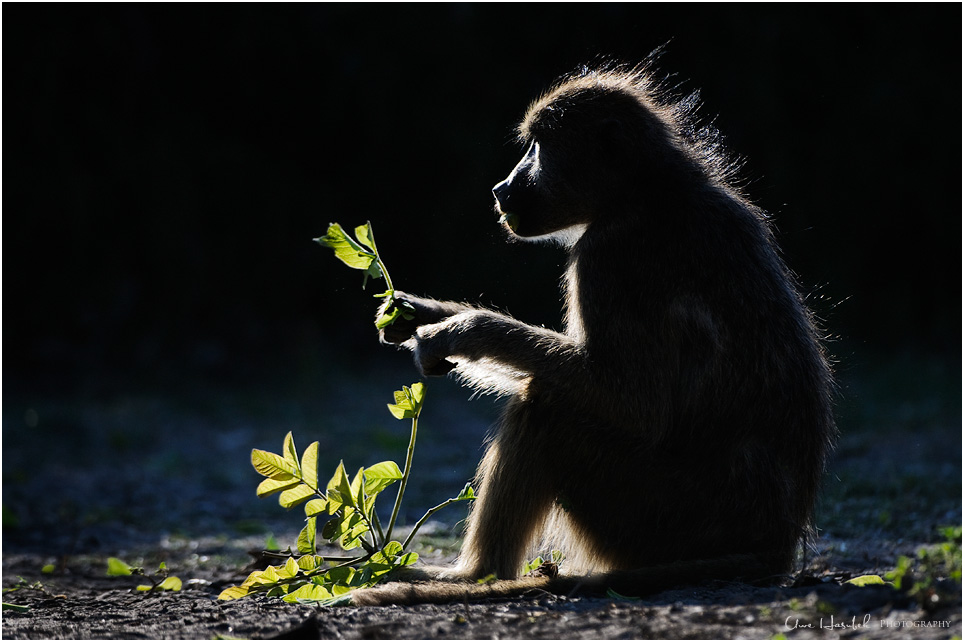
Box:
<box><xmin>385</xmin><ymin>412</ymin><xmax>419</xmax><ymax>543</ymax></box>
<box><xmin>377</xmin><ymin>257</ymin><xmax>394</xmax><ymax>293</ymax></box>
<box><xmin>371</xmin><ymin>504</ymin><xmax>385</xmax><ymax>545</ymax></box>
<box><xmin>401</xmin><ymin>497</ymin><xmax>459</xmax><ymax>551</ymax></box>
<box><xmin>364</xmin><ymin>220</ymin><xmax>394</xmax><ymax>293</ymax></box>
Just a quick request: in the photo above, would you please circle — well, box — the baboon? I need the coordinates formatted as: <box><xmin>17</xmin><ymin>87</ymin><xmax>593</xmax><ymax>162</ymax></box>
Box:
<box><xmin>355</xmin><ymin>61</ymin><xmax>835</xmax><ymax>605</ymax></box>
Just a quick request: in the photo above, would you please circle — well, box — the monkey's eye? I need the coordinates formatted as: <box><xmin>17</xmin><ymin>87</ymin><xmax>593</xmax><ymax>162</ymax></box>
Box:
<box><xmin>525</xmin><ymin>142</ymin><xmax>541</xmax><ymax>180</ymax></box>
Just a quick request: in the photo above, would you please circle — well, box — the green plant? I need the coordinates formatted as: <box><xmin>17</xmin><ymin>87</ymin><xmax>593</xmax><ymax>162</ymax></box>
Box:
<box><xmin>521</xmin><ymin>549</ymin><xmax>565</xmax><ymax>576</ymax></box>
<box><xmin>313</xmin><ymin>222</ymin><xmax>414</xmax><ymax>329</ymax></box>
<box><xmin>2</xmin><ymin>577</ymin><xmax>47</xmax><ymax>611</ymax></box>
<box><xmin>107</xmin><ymin>558</ymin><xmax>182</xmax><ymax>592</ymax></box>
<box><xmin>219</xmin><ymin>385</ymin><xmax>475</xmax><ymax>604</ymax></box>
<box><xmin>885</xmin><ymin>525</ymin><xmax>962</xmax><ymax>608</ymax></box>
<box><xmin>220</xmin><ymin>221</ymin><xmax>492</xmax><ymax>604</ymax></box>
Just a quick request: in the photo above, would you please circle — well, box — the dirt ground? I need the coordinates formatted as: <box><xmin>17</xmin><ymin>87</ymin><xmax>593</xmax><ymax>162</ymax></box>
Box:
<box><xmin>1</xmin><ymin>543</ymin><xmax>960</xmax><ymax>640</ymax></box>
<box><xmin>3</xmin><ymin>354</ymin><xmax>961</xmax><ymax>639</ymax></box>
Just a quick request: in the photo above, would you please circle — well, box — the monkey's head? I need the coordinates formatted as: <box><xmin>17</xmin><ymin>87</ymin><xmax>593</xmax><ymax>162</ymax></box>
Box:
<box><xmin>493</xmin><ymin>65</ymin><xmax>715</xmax><ymax>242</ymax></box>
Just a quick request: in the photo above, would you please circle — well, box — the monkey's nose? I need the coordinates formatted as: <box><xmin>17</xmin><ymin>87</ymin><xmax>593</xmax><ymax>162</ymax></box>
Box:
<box><xmin>492</xmin><ymin>181</ymin><xmax>510</xmax><ymax>210</ymax></box>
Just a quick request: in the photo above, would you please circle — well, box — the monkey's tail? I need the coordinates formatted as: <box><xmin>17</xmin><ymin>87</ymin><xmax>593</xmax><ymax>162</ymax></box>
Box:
<box><xmin>351</xmin><ymin>553</ymin><xmax>786</xmax><ymax>606</ymax></box>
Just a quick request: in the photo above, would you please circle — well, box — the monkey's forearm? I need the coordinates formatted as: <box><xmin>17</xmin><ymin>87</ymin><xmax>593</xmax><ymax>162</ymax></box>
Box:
<box><xmin>407</xmin><ymin>295</ymin><xmax>475</xmax><ymax>324</ymax></box>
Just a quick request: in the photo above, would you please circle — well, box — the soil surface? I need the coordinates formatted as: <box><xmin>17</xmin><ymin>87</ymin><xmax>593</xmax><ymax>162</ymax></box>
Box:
<box><xmin>3</xmin><ymin>355</ymin><xmax>961</xmax><ymax>639</ymax></box>
<box><xmin>1</xmin><ymin>546</ymin><xmax>960</xmax><ymax>640</ymax></box>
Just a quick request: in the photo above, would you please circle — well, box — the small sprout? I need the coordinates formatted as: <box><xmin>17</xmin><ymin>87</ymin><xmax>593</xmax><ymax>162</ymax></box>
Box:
<box><xmin>386</xmin><ymin>383</ymin><xmax>425</xmax><ymax>420</ymax></box>
<box><xmin>106</xmin><ymin>557</ymin><xmax>134</xmax><ymax>577</ymax></box>
<box><xmin>845</xmin><ymin>574</ymin><xmax>888</xmax><ymax>587</ymax></box>
<box><xmin>222</xmin><ymin>405</ymin><xmax>472</xmax><ymax>604</ymax></box>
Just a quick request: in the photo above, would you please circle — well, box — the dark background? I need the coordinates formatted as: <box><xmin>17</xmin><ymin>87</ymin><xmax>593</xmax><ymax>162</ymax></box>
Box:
<box><xmin>5</xmin><ymin>3</ymin><xmax>961</xmax><ymax>390</ymax></box>
<box><xmin>2</xmin><ymin>4</ymin><xmax>961</xmax><ymax>550</ymax></box>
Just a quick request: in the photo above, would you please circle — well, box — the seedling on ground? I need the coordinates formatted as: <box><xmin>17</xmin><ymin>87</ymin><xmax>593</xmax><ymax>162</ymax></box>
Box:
<box><xmin>219</xmin><ymin>385</ymin><xmax>476</xmax><ymax>604</ymax></box>
<box><xmin>107</xmin><ymin>558</ymin><xmax>182</xmax><ymax>592</ymax></box>
<box><xmin>885</xmin><ymin>525</ymin><xmax>962</xmax><ymax>609</ymax></box>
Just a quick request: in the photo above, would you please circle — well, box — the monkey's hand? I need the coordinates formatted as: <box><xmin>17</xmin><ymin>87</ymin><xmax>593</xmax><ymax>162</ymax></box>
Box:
<box><xmin>377</xmin><ymin>291</ymin><xmax>472</xmax><ymax>345</ymax></box>
<box><xmin>410</xmin><ymin>315</ymin><xmax>466</xmax><ymax>377</ymax></box>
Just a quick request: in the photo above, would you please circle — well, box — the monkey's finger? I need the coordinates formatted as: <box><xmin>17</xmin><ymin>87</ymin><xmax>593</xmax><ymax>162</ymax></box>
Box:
<box><xmin>380</xmin><ymin>324</ymin><xmax>415</xmax><ymax>344</ymax></box>
<box><xmin>420</xmin><ymin>358</ymin><xmax>456</xmax><ymax>377</ymax></box>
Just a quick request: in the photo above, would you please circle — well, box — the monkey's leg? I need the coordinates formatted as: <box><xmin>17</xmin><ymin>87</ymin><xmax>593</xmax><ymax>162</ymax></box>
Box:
<box><xmin>453</xmin><ymin>413</ymin><xmax>556</xmax><ymax>580</ymax></box>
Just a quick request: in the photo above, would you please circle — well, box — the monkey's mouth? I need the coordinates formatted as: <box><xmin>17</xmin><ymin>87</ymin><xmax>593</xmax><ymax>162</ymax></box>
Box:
<box><xmin>498</xmin><ymin>210</ymin><xmax>520</xmax><ymax>233</ymax></box>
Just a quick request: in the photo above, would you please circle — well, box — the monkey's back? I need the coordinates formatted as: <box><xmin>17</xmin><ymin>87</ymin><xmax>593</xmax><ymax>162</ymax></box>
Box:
<box><xmin>537</xmin><ymin>192</ymin><xmax>834</xmax><ymax>576</ymax></box>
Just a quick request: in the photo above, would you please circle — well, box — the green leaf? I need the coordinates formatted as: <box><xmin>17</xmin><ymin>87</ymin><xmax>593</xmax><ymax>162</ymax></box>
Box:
<box><xmin>606</xmin><ymin>588</ymin><xmax>641</xmax><ymax>601</ymax></box>
<box><xmin>380</xmin><ymin>541</ymin><xmax>404</xmax><ymax>558</ymax></box>
<box><xmin>300</xmin><ymin>442</ymin><xmax>319</xmax><ymax>490</ymax></box>
<box><xmin>41</xmin><ymin>564</ymin><xmax>55</xmax><ymax>575</ymax></box>
<box><xmin>354</xmin><ymin>222</ymin><xmax>376</xmax><ymax>252</ymax></box>
<box><xmin>278</xmin><ymin>558</ymin><xmax>300</xmax><ymax>579</ymax></box>
<box><xmin>409</xmin><ymin>382</ymin><xmax>426</xmax><ymax>407</ymax></box>
<box><xmin>456</xmin><ymin>483</ymin><xmax>476</xmax><ymax>501</ymax></box>
<box><xmin>135</xmin><ymin>584</ymin><xmax>154</xmax><ymax>592</ymax></box>
<box><xmin>313</xmin><ymin>593</ymin><xmax>356</xmax><ymax>607</ymax></box>
<box><xmin>387</xmin><ymin>384</ymin><xmax>425</xmax><ymax>420</ymax></box>
<box><xmin>297</xmin><ymin>517</ymin><xmax>317</xmax><ymax>555</ymax></box>
<box><xmin>361</xmin><ymin>540</ymin><xmax>418</xmax><ymax>575</ymax></box>
<box><xmin>296</xmin><ymin>555</ymin><xmax>324</xmax><ymax>572</ymax></box>
<box><xmin>158</xmin><ymin>577</ymin><xmax>182</xmax><ymax>591</ymax></box>
<box><xmin>351</xmin><ymin>467</ymin><xmax>366</xmax><ymax>512</ymax></box>
<box><xmin>397</xmin><ymin>551</ymin><xmax>419</xmax><ymax>566</ymax></box>
<box><xmin>321</xmin><ymin>517</ymin><xmax>339</xmax><ymax>541</ymax></box>
<box><xmin>257</xmin><ymin>566</ymin><xmax>282</xmax><ymax>585</ymax></box>
<box><xmin>251</xmin><ymin>449</ymin><xmax>299</xmax><ymax>480</ymax></box>
<box><xmin>364</xmin><ymin>461</ymin><xmax>403</xmax><ymax>497</ymax></box>
<box><xmin>314</xmin><ymin>223</ymin><xmax>377</xmax><ymax>271</ymax></box>
<box><xmin>315</xmin><ymin>223</ymin><xmax>383</xmax><ymax>288</ymax></box>
<box><xmin>283</xmin><ymin>431</ymin><xmax>299</xmax><ymax>467</ymax></box>
<box><xmin>326</xmin><ymin>462</ymin><xmax>351</xmax><ymax>512</ymax></box>
<box><xmin>282</xmin><ymin>583</ymin><xmax>334</xmax><ymax>604</ymax></box>
<box><xmin>266</xmin><ymin>585</ymin><xmax>290</xmax><ymax>598</ymax></box>
<box><xmin>279</xmin><ymin>484</ymin><xmax>316</xmax><ymax>509</ymax></box>
<box><xmin>256</xmin><ymin>476</ymin><xmax>300</xmax><ymax>498</ymax></box>
<box><xmin>239</xmin><ymin>570</ymin><xmax>268</xmax><ymax>588</ymax></box>
<box><xmin>336</xmin><ymin>512</ymin><xmax>368</xmax><ymax>550</ymax></box>
<box><xmin>107</xmin><ymin>557</ymin><xmax>133</xmax><ymax>576</ymax></box>
<box><xmin>335</xmin><ymin>467</ymin><xmax>359</xmax><ymax>512</ymax></box>
<box><xmin>341</xmin><ymin>513</ymin><xmax>367</xmax><ymax>547</ymax></box>
<box><xmin>521</xmin><ymin>557</ymin><xmax>544</xmax><ymax>575</ymax></box>
<box><xmin>846</xmin><ymin>574</ymin><xmax>888</xmax><ymax>587</ymax></box>
<box><xmin>330</xmin><ymin>583</ymin><xmax>355</xmax><ymax>596</ymax></box>
<box><xmin>324</xmin><ymin>565</ymin><xmax>357</xmax><ymax>587</ymax></box>
<box><xmin>304</xmin><ymin>498</ymin><xmax>327</xmax><ymax>517</ymax></box>
<box><xmin>397</xmin><ymin>300</ymin><xmax>416</xmax><ymax>320</ymax></box>
<box><xmin>375</xmin><ymin>306</ymin><xmax>403</xmax><ymax>330</ymax></box>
